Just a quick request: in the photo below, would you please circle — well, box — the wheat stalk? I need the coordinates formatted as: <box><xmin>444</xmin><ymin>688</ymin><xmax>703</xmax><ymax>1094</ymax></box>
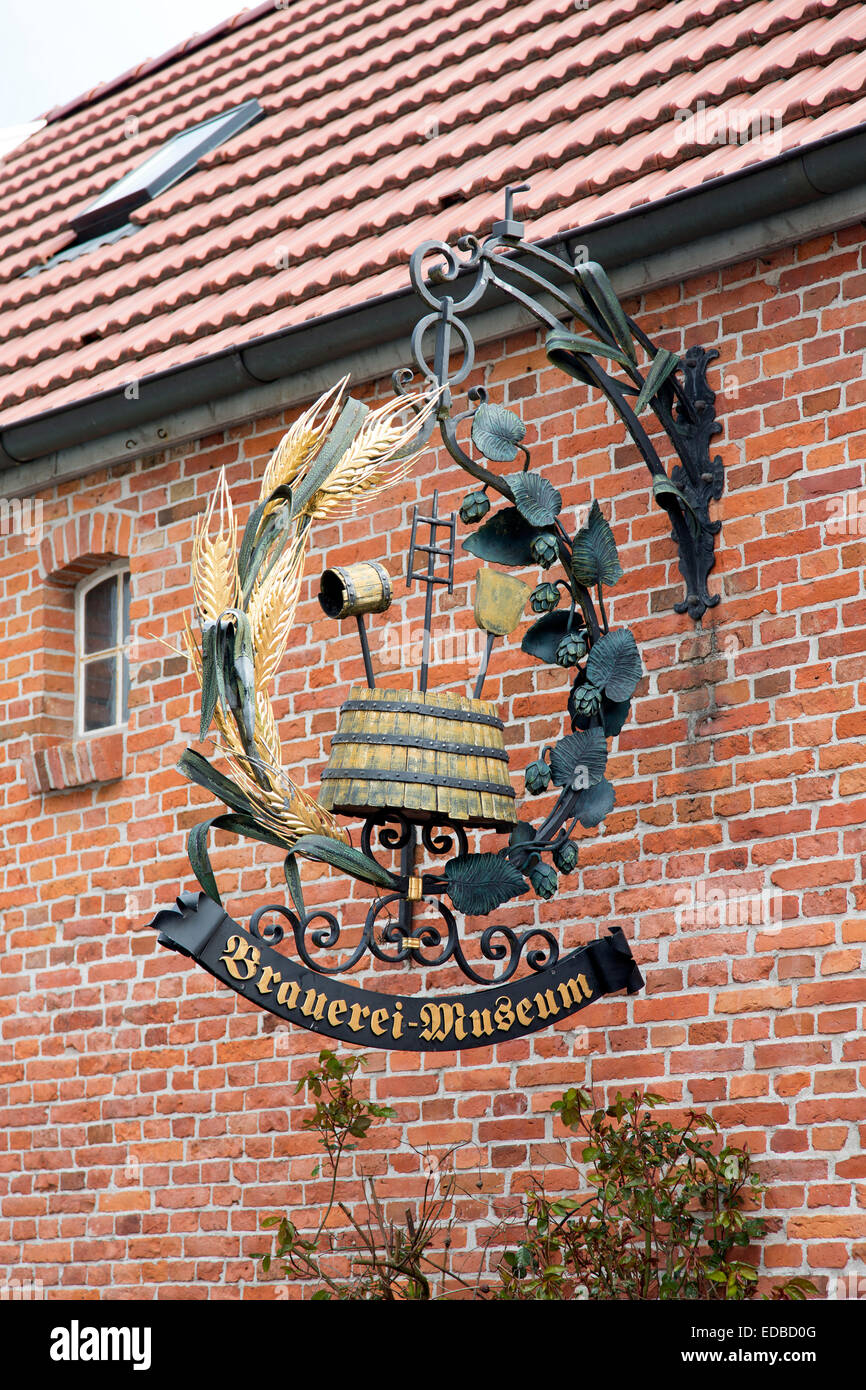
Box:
<box><xmin>247</xmin><ymin>528</ymin><xmax>308</xmax><ymax>683</ymax></box>
<box><xmin>192</xmin><ymin>468</ymin><xmax>239</xmax><ymax>623</ymax></box>
<box><xmin>303</xmin><ymin>392</ymin><xmax>434</xmax><ymax>521</ymax></box>
<box><xmin>186</xmin><ymin>380</ymin><xmax>434</xmax><ymax>855</ymax></box>
<box><xmin>259</xmin><ymin>375</ymin><xmax>348</xmax><ymax>502</ymax></box>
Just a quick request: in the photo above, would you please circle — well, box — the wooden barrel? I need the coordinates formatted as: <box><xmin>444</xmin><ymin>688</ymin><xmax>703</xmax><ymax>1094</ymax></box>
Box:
<box><xmin>319</xmin><ymin>686</ymin><xmax>516</xmax><ymax>830</ymax></box>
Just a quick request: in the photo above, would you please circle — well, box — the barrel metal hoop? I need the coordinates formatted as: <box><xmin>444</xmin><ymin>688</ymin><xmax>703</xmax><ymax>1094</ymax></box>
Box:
<box><xmin>341</xmin><ymin>698</ymin><xmax>504</xmax><ymax>729</ymax></box>
<box><xmin>321</xmin><ymin>767</ymin><xmax>516</xmax><ymax>797</ymax></box>
<box><xmin>329</xmin><ymin>730</ymin><xmax>509</xmax><ymax>761</ymax></box>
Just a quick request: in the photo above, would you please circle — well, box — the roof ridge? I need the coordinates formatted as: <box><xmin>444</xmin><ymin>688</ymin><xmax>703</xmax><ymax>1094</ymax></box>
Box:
<box><xmin>34</xmin><ymin>0</ymin><xmax>429</xmax><ymax>128</ymax></box>
<box><xmin>38</xmin><ymin>2</ymin><xmax>275</xmax><ymax>125</ymax></box>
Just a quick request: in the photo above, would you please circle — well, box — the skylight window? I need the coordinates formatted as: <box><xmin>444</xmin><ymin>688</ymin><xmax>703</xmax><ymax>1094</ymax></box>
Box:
<box><xmin>69</xmin><ymin>98</ymin><xmax>263</xmax><ymax>243</ymax></box>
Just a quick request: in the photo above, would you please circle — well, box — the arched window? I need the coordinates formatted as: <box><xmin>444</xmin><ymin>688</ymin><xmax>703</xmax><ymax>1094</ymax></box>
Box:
<box><xmin>75</xmin><ymin>562</ymin><xmax>131</xmax><ymax>735</ymax></box>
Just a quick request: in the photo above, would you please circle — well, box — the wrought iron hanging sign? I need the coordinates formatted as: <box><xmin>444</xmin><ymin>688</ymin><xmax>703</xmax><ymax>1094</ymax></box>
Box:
<box><xmin>148</xmin><ymin>190</ymin><xmax>725</xmax><ymax>1048</ymax></box>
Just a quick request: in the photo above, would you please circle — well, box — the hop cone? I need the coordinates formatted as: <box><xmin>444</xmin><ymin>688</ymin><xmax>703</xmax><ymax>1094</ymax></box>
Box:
<box><xmin>530</xmin><ymin>532</ymin><xmax>558</xmax><ymax>568</ymax></box>
<box><xmin>529</xmin><ymin>862</ymin><xmax>558</xmax><ymax>900</ymax></box>
<box><xmin>459</xmin><ymin>490</ymin><xmax>490</xmax><ymax>524</ymax></box>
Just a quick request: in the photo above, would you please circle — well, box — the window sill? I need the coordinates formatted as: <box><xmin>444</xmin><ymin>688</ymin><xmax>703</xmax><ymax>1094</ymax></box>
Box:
<box><xmin>20</xmin><ymin>730</ymin><xmax>124</xmax><ymax>794</ymax></box>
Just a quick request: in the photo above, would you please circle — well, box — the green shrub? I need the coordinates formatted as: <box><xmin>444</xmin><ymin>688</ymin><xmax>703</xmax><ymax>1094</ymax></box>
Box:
<box><xmin>257</xmin><ymin>1055</ymin><xmax>814</xmax><ymax>1302</ymax></box>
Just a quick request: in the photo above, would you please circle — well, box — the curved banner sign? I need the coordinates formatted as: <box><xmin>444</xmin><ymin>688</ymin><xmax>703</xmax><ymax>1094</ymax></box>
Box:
<box><xmin>148</xmin><ymin>894</ymin><xmax>643</xmax><ymax>1051</ymax></box>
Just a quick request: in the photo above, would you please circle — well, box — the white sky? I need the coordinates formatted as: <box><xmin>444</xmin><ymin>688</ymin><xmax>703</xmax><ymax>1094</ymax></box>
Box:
<box><xmin>0</xmin><ymin>0</ymin><xmax>249</xmax><ymax>127</ymax></box>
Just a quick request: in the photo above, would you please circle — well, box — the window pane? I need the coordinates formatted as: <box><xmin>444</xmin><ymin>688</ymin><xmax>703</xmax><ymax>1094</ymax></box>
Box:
<box><xmin>122</xmin><ymin>571</ymin><xmax>131</xmax><ymax>642</ymax></box>
<box><xmin>84</xmin><ymin>577</ymin><xmax>117</xmax><ymax>654</ymax></box>
<box><xmin>83</xmin><ymin>658</ymin><xmax>116</xmax><ymax>732</ymax></box>
<box><xmin>85</xmin><ymin>110</ymin><xmax>242</xmax><ymax>213</ymax></box>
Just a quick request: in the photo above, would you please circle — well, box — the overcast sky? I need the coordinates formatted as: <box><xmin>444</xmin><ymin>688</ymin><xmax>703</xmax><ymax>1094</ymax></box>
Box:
<box><xmin>0</xmin><ymin>0</ymin><xmax>247</xmax><ymax>128</ymax></box>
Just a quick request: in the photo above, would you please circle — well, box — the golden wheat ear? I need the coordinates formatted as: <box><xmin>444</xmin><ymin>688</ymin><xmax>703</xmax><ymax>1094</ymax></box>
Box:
<box><xmin>259</xmin><ymin>374</ymin><xmax>349</xmax><ymax>501</ymax></box>
<box><xmin>192</xmin><ymin>467</ymin><xmax>239</xmax><ymax>624</ymax></box>
<box><xmin>303</xmin><ymin>390</ymin><xmax>436</xmax><ymax>520</ymax></box>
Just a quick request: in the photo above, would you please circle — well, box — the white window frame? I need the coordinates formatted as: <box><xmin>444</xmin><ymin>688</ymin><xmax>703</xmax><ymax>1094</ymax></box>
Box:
<box><xmin>74</xmin><ymin>560</ymin><xmax>130</xmax><ymax>737</ymax></box>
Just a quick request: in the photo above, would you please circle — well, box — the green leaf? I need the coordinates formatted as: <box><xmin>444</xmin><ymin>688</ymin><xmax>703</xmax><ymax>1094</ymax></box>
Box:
<box><xmin>570</xmin><ymin>500</ymin><xmax>623</xmax><ymax>587</ymax></box>
<box><xmin>178</xmin><ymin>748</ymin><xmax>259</xmax><ymax>818</ymax></box>
<box><xmin>544</xmin><ymin>329</ymin><xmax>634</xmax><ymax>371</ymax></box>
<box><xmin>290</xmin><ymin>397</ymin><xmax>369</xmax><ymax>514</ymax></box>
<box><xmin>652</xmin><ymin>474</ymin><xmax>701</xmax><ymax>538</ymax></box>
<box><xmin>188</xmin><ymin>816</ymin><xmax>224</xmax><ymax>903</ymax></box>
<box><xmin>471</xmin><ymin>403</ymin><xmax>526</xmax><ymax>462</ymax></box>
<box><xmin>198</xmin><ymin>621</ymin><xmax>219</xmax><ymax>741</ymax></box>
<box><xmin>463</xmin><ymin>506</ymin><xmax>541</xmax><ymax>566</ymax></box>
<box><xmin>574</xmin><ymin>777</ymin><xmax>615</xmax><ymax>828</ymax></box>
<box><xmin>521</xmin><ymin>610</ymin><xmax>582</xmax><ymax>664</ymax></box>
<box><xmin>283</xmin><ymin>853</ymin><xmax>306</xmax><ymax>921</ymax></box>
<box><xmin>635</xmin><ymin>348</ymin><xmax>679</xmax><ymax>414</ymax></box>
<box><xmin>544</xmin><ymin>335</ymin><xmax>597</xmax><ymax>388</ymax></box>
<box><xmin>573</xmin><ymin>261</ymin><xmax>637</xmax><ymax>365</ymax></box>
<box><xmin>586</xmin><ymin>628</ymin><xmax>642</xmax><ymax>702</ymax></box>
<box><xmin>443</xmin><ymin>853</ymin><xmax>528</xmax><ymax>915</ymax></box>
<box><xmin>549</xmin><ymin>726</ymin><xmax>608</xmax><ymax>790</ymax></box>
<box><xmin>601</xmin><ymin>696</ymin><xmax>631</xmax><ymax>738</ymax></box>
<box><xmin>237</xmin><ymin>486</ymin><xmax>289</xmax><ymax>589</ymax></box>
<box><xmin>507</xmin><ymin>821</ymin><xmax>538</xmax><ymax>873</ymax></box>
<box><xmin>239</xmin><ymin>498</ymin><xmax>293</xmax><ymax>604</ymax></box>
<box><xmin>510</xmin><ymin>471</ymin><xmax>562</xmax><ymax>527</ymax></box>
<box><xmin>292</xmin><ymin>834</ymin><xmax>398</xmax><ymax>890</ymax></box>
<box><xmin>187</xmin><ymin>812</ymin><xmax>295</xmax><ymax>904</ymax></box>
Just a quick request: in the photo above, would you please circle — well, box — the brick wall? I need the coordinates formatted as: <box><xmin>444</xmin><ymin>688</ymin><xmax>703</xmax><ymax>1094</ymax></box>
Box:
<box><xmin>1</xmin><ymin>224</ymin><xmax>864</xmax><ymax>1299</ymax></box>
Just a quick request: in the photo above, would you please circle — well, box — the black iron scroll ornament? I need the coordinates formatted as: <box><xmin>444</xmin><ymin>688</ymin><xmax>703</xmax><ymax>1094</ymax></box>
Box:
<box><xmin>148</xmin><ymin>189</ymin><xmax>730</xmax><ymax>1046</ymax></box>
<box><xmin>396</xmin><ymin>184</ymin><xmax>723</xmax><ymax>622</ymax></box>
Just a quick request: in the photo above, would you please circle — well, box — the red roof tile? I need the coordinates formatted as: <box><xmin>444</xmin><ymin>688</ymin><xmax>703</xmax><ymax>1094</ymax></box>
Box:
<box><xmin>1</xmin><ymin>0</ymin><xmax>865</xmax><ymax>426</ymax></box>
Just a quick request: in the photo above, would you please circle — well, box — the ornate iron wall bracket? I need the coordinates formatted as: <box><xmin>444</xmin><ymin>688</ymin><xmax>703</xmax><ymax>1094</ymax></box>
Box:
<box><xmin>397</xmin><ymin>189</ymin><xmax>725</xmax><ymax>621</ymax></box>
<box><xmin>668</xmin><ymin>346</ymin><xmax>724</xmax><ymax>620</ymax></box>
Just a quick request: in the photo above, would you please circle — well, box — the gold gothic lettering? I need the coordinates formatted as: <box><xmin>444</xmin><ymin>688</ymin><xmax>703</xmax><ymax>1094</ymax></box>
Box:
<box><xmin>301</xmin><ymin>989</ymin><xmax>328</xmax><ymax>1021</ymax></box>
<box><xmin>494</xmin><ymin>997</ymin><xmax>515</xmax><ymax>1033</ymax></box>
<box><xmin>277</xmin><ymin>979</ymin><xmax>300</xmax><ymax>1010</ymax></box>
<box><xmin>215</xmin><ymin>934</ymin><xmax>595</xmax><ymax>1050</ymax></box>
<box><xmin>469</xmin><ymin>1008</ymin><xmax>494</xmax><ymax>1039</ymax></box>
<box><xmin>327</xmin><ymin>999</ymin><xmax>347</xmax><ymax>1028</ymax></box>
<box><xmin>516</xmin><ymin>998</ymin><xmax>534</xmax><ymax>1027</ymax></box>
<box><xmin>256</xmin><ymin>965</ymin><xmax>281</xmax><ymax>995</ymax></box>
<box><xmin>220</xmin><ymin>935</ymin><xmax>261</xmax><ymax>981</ymax></box>
<box><xmin>533</xmin><ymin>988</ymin><xmax>560</xmax><ymax>1020</ymax></box>
<box><xmin>558</xmin><ymin>974</ymin><xmax>593</xmax><ymax>1008</ymax></box>
<box><xmin>419</xmin><ymin>1002</ymin><xmax>467</xmax><ymax>1044</ymax></box>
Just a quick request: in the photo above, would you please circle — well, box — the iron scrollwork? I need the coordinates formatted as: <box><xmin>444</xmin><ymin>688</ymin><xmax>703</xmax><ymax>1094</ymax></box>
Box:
<box><xmin>396</xmin><ymin>186</ymin><xmax>724</xmax><ymax>620</ymax></box>
<box><xmin>248</xmin><ymin>814</ymin><xmax>560</xmax><ymax>985</ymax></box>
